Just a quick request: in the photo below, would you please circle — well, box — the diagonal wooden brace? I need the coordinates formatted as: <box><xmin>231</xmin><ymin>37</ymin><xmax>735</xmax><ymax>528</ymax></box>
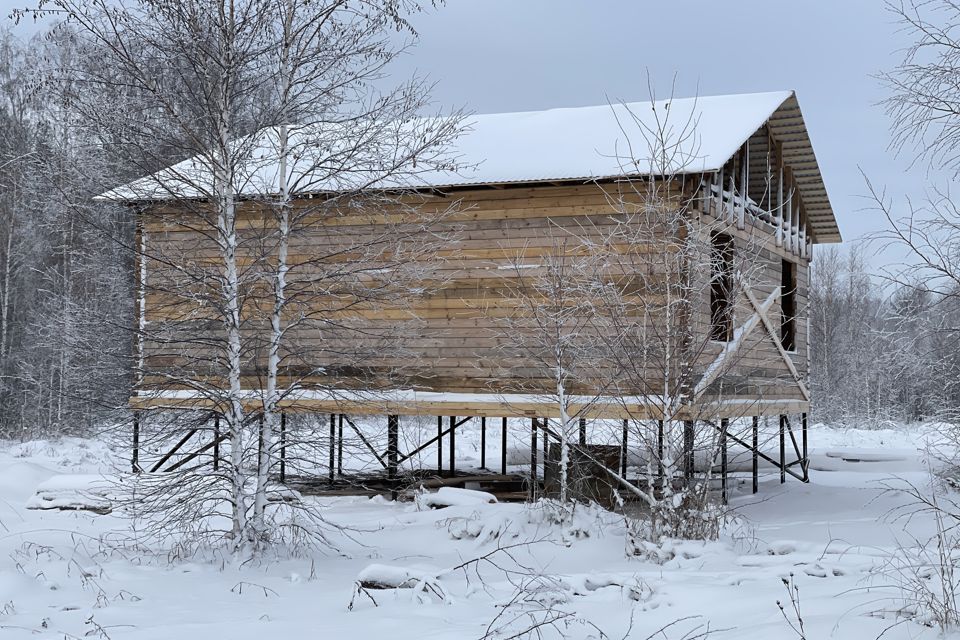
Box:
<box><xmin>741</xmin><ymin>283</ymin><xmax>811</xmax><ymax>401</ymax></box>
<box><xmin>693</xmin><ymin>286</ymin><xmax>779</xmax><ymax>401</ymax></box>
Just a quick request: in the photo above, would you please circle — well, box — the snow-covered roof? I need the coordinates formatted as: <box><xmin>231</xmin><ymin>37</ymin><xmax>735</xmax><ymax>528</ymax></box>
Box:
<box><xmin>102</xmin><ymin>90</ymin><xmax>840</xmax><ymax>242</ymax></box>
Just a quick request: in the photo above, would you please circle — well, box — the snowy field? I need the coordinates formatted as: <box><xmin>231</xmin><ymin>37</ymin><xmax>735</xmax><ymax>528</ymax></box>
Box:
<box><xmin>0</xmin><ymin>422</ymin><xmax>952</xmax><ymax>639</ymax></box>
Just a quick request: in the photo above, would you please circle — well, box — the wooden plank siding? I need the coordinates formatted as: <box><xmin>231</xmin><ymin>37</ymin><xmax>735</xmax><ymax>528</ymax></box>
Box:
<box><xmin>133</xmin><ymin>180</ymin><xmax>811</xmax><ymax>416</ymax></box>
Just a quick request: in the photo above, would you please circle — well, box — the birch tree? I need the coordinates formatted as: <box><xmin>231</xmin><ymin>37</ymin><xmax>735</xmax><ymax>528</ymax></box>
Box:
<box><xmin>247</xmin><ymin>0</ymin><xmax>463</xmax><ymax>538</ymax></box>
<box><xmin>22</xmin><ymin>0</ymin><xmax>461</xmax><ymax>555</ymax></box>
<box><xmin>492</xmin><ymin>239</ymin><xmax>606</xmax><ymax>507</ymax></box>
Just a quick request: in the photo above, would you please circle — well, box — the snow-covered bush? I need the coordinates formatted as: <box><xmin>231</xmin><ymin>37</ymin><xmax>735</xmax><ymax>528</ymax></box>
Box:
<box><xmin>876</xmin><ymin>478</ymin><xmax>960</xmax><ymax>632</ymax></box>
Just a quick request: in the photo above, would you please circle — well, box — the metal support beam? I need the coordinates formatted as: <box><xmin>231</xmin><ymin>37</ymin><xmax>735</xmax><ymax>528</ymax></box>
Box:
<box><xmin>709</xmin><ymin>424</ymin><xmax>807</xmax><ymax>483</ymax></box>
<box><xmin>501</xmin><ymin>417</ymin><xmax>508</xmax><ymax>474</ymax></box>
<box><xmin>449</xmin><ymin>416</ymin><xmax>457</xmax><ymax>477</ymax></box>
<box><xmin>480</xmin><ymin>417</ymin><xmax>487</xmax><ymax>470</ymax></box>
<box><xmin>343</xmin><ymin>415</ymin><xmax>388</xmax><ymax>470</ymax></box>
<box><xmin>620</xmin><ymin>419</ymin><xmax>629</xmax><ymax>478</ymax></box>
<box><xmin>132</xmin><ymin>411</ymin><xmax>141</xmax><ymax>474</ymax></box>
<box><xmin>437</xmin><ymin>416</ymin><xmax>443</xmax><ymax>475</ymax></box>
<box><xmin>530</xmin><ymin>418</ymin><xmax>538</xmax><ymax>501</ymax></box>
<box><xmin>328</xmin><ymin>413</ymin><xmax>335</xmax><ymax>483</ymax></box>
<box><xmin>337</xmin><ymin>414</ymin><xmax>343</xmax><ymax>475</ymax></box>
<box><xmin>280</xmin><ymin>412</ymin><xmax>287</xmax><ymax>484</ymax></box>
<box><xmin>779</xmin><ymin>415</ymin><xmax>787</xmax><ymax>484</ymax></box>
<box><xmin>151</xmin><ymin>428</ymin><xmax>198</xmax><ymax>473</ymax></box>
<box><xmin>801</xmin><ymin>412</ymin><xmax>809</xmax><ymax>482</ymax></box>
<box><xmin>213</xmin><ymin>414</ymin><xmax>220</xmax><ymax>472</ymax></box>
<box><xmin>258</xmin><ymin>414</ymin><xmax>264</xmax><ymax>462</ymax></box>
<box><xmin>542</xmin><ymin>417</ymin><xmax>549</xmax><ymax>462</ymax></box>
<box><xmin>752</xmin><ymin>416</ymin><xmax>759</xmax><ymax>494</ymax></box>
<box><xmin>388</xmin><ymin>415</ymin><xmax>399</xmax><ymax>500</ymax></box>
<box><xmin>657</xmin><ymin>420</ymin><xmax>665</xmax><ymax>491</ymax></box>
<box><xmin>720</xmin><ymin>418</ymin><xmax>729</xmax><ymax>504</ymax></box>
<box><xmin>165</xmin><ymin>434</ymin><xmax>228</xmax><ymax>472</ymax></box>
<box><xmin>683</xmin><ymin>420</ymin><xmax>695</xmax><ymax>480</ymax></box>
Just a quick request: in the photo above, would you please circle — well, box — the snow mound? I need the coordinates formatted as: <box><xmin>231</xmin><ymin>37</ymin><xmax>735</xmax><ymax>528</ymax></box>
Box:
<box><xmin>0</xmin><ymin>461</ymin><xmax>57</xmax><ymax>502</ymax></box>
<box><xmin>356</xmin><ymin>564</ymin><xmax>439</xmax><ymax>589</ymax></box>
<box><xmin>824</xmin><ymin>449</ymin><xmax>908</xmax><ymax>463</ymax></box>
<box><xmin>25</xmin><ymin>474</ymin><xmax>114</xmax><ymax>514</ymax></box>
<box><xmin>417</xmin><ymin>487</ymin><xmax>497</xmax><ymax>509</ymax></box>
<box><xmin>7</xmin><ymin>437</ymin><xmax>115</xmax><ymax>473</ymax></box>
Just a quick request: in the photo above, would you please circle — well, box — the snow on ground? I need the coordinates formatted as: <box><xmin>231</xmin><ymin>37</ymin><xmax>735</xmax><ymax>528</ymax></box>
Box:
<box><xmin>0</xmin><ymin>422</ymin><xmax>953</xmax><ymax>639</ymax></box>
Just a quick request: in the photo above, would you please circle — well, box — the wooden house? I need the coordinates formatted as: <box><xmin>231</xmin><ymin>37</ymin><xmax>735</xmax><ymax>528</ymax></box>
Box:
<box><xmin>114</xmin><ymin>90</ymin><xmax>839</xmax><ymax>489</ymax></box>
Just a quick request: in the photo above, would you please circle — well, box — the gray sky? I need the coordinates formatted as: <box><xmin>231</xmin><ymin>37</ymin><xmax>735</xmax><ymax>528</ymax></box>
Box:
<box><xmin>2</xmin><ymin>0</ymin><xmax>924</xmax><ymax>252</ymax></box>
<box><xmin>385</xmin><ymin>0</ymin><xmax>921</xmax><ymax>252</ymax></box>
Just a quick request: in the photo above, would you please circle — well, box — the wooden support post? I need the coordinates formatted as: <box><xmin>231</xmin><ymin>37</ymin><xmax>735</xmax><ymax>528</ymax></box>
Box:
<box><xmin>720</xmin><ymin>418</ymin><xmax>729</xmax><ymax>504</ymax></box>
<box><xmin>783</xmin><ymin>165</ymin><xmax>793</xmax><ymax>252</ymax></box>
<box><xmin>337</xmin><ymin>414</ymin><xmax>343</xmax><ymax>475</ymax></box>
<box><xmin>791</xmin><ymin>197</ymin><xmax>800</xmax><ymax>255</ymax></box>
<box><xmin>779</xmin><ymin>414</ymin><xmax>787</xmax><ymax>484</ymax></box>
<box><xmin>213</xmin><ymin>413</ymin><xmax>220</xmax><ymax>472</ymax></box>
<box><xmin>683</xmin><ymin>420</ymin><xmax>695</xmax><ymax>480</ymax></box>
<box><xmin>388</xmin><ymin>415</ymin><xmax>399</xmax><ymax>500</ymax></box>
<box><xmin>501</xmin><ymin>417</ymin><xmax>508</xmax><ymax>474</ymax></box>
<box><xmin>728</xmin><ymin>174</ymin><xmax>736</xmax><ymax>223</ymax></box>
<box><xmin>752</xmin><ymin>416</ymin><xmax>759</xmax><ymax>494</ymax></box>
<box><xmin>530</xmin><ymin>418</ymin><xmax>538</xmax><ymax>501</ymax></box>
<box><xmin>737</xmin><ymin>143</ymin><xmax>748</xmax><ymax>230</ymax></box>
<box><xmin>621</xmin><ymin>419</ymin><xmax>628</xmax><ymax>478</ymax></box>
<box><xmin>579</xmin><ymin>417</ymin><xmax>586</xmax><ymax>446</ymax></box>
<box><xmin>716</xmin><ymin>166</ymin><xmax>725</xmax><ymax>217</ymax></box>
<box><xmin>802</xmin><ymin>412</ymin><xmax>809</xmax><ymax>482</ymax></box>
<box><xmin>279</xmin><ymin>412</ymin><xmax>286</xmax><ymax>484</ymax></box>
<box><xmin>328</xmin><ymin>413</ymin><xmax>335</xmax><ymax>483</ymax></box>
<box><xmin>132</xmin><ymin>411</ymin><xmax>141</xmax><ymax>474</ymax></box>
<box><xmin>799</xmin><ymin>205</ymin><xmax>808</xmax><ymax>259</ymax></box>
<box><xmin>776</xmin><ymin>163</ymin><xmax>784</xmax><ymax>247</ymax></box>
<box><xmin>437</xmin><ymin>416</ymin><xmax>443</xmax><ymax>475</ymax></box>
<box><xmin>448</xmin><ymin>416</ymin><xmax>456</xmax><ymax>477</ymax></box>
<box><xmin>480</xmin><ymin>417</ymin><xmax>487</xmax><ymax>470</ymax></box>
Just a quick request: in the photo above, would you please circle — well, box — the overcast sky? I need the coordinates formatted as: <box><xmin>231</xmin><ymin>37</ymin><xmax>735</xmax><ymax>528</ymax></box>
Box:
<box><xmin>1</xmin><ymin>0</ymin><xmax>927</xmax><ymax>255</ymax></box>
